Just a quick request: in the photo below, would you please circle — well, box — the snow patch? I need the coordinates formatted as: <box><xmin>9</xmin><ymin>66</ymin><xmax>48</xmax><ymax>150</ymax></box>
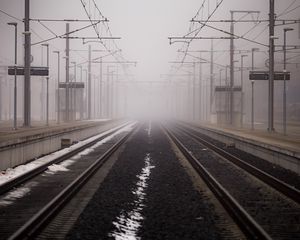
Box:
<box><xmin>109</xmin><ymin>153</ymin><xmax>155</xmax><ymax>240</ymax></box>
<box><xmin>0</xmin><ymin>182</ymin><xmax>38</xmax><ymax>206</ymax></box>
<box><xmin>0</xmin><ymin>122</ymin><xmax>136</xmax><ymax>186</ymax></box>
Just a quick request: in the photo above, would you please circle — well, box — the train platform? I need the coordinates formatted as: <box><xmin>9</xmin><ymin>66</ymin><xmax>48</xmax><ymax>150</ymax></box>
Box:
<box><xmin>191</xmin><ymin>122</ymin><xmax>300</xmax><ymax>155</ymax></box>
<box><xmin>0</xmin><ymin>119</ymin><xmax>124</xmax><ymax>170</ymax></box>
<box><xmin>188</xmin><ymin>121</ymin><xmax>300</xmax><ymax>174</ymax></box>
<box><xmin>0</xmin><ymin>119</ymin><xmax>111</xmax><ymax>146</ymax></box>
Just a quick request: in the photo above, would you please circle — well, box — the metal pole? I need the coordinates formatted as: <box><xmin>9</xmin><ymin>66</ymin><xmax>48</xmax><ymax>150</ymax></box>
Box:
<box><xmin>210</xmin><ymin>39</ymin><xmax>214</xmax><ymax>120</ymax></box>
<box><xmin>46</xmin><ymin>45</ymin><xmax>49</xmax><ymax>126</ymax></box>
<box><xmin>230</xmin><ymin>11</ymin><xmax>234</xmax><ymax>125</ymax></box>
<box><xmin>111</xmin><ymin>71</ymin><xmax>114</xmax><ymax>118</ymax></box>
<box><xmin>8</xmin><ymin>22</ymin><xmax>18</xmax><ymax>129</ymax></box>
<box><xmin>14</xmin><ymin>24</ymin><xmax>17</xmax><ymax>129</ymax></box>
<box><xmin>83</xmin><ymin>69</ymin><xmax>88</xmax><ymax>119</ymax></box>
<box><xmin>225</xmin><ymin>65</ymin><xmax>229</xmax><ymax>123</ymax></box>
<box><xmin>99</xmin><ymin>57</ymin><xmax>103</xmax><ymax>118</ymax></box>
<box><xmin>192</xmin><ymin>62</ymin><xmax>196</xmax><ymax>121</ymax></box>
<box><xmin>24</xmin><ymin>0</ymin><xmax>31</xmax><ymax>127</ymax></box>
<box><xmin>218</xmin><ymin>68</ymin><xmax>223</xmax><ymax>123</ymax></box>
<box><xmin>199</xmin><ymin>53</ymin><xmax>204</xmax><ymax>120</ymax></box>
<box><xmin>53</xmin><ymin>51</ymin><xmax>60</xmax><ymax>124</ymax></box>
<box><xmin>283</xmin><ymin>28</ymin><xmax>294</xmax><ymax>135</ymax></box>
<box><xmin>88</xmin><ymin>45</ymin><xmax>92</xmax><ymax>119</ymax></box>
<box><xmin>283</xmin><ymin>30</ymin><xmax>287</xmax><ymax>135</ymax></box>
<box><xmin>93</xmin><ymin>73</ymin><xmax>96</xmax><ymax>118</ymax></box>
<box><xmin>72</xmin><ymin>62</ymin><xmax>76</xmax><ymax>120</ymax></box>
<box><xmin>251</xmin><ymin>49</ymin><xmax>255</xmax><ymax>130</ymax></box>
<box><xmin>78</xmin><ymin>65</ymin><xmax>83</xmax><ymax>120</ymax></box>
<box><xmin>240</xmin><ymin>55</ymin><xmax>247</xmax><ymax>128</ymax></box>
<box><xmin>199</xmin><ymin>53</ymin><xmax>202</xmax><ymax>121</ymax></box>
<box><xmin>65</xmin><ymin>23</ymin><xmax>70</xmax><ymax>122</ymax></box>
<box><xmin>268</xmin><ymin>0</ymin><xmax>275</xmax><ymax>132</ymax></box>
<box><xmin>106</xmin><ymin>66</ymin><xmax>110</xmax><ymax>118</ymax></box>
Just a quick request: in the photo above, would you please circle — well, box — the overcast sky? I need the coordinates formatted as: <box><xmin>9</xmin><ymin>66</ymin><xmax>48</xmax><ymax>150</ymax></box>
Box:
<box><xmin>0</xmin><ymin>0</ymin><xmax>299</xmax><ymax>121</ymax></box>
<box><xmin>1</xmin><ymin>0</ymin><xmax>299</xmax><ymax>82</ymax></box>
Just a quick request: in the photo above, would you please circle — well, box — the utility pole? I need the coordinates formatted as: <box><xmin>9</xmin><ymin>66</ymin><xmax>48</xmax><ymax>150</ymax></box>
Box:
<box><xmin>251</xmin><ymin>48</ymin><xmax>259</xmax><ymax>130</ymax></box>
<box><xmin>42</xmin><ymin>43</ymin><xmax>49</xmax><ymax>126</ymax></box>
<box><xmin>240</xmin><ymin>54</ymin><xmax>248</xmax><ymax>128</ymax></box>
<box><xmin>88</xmin><ymin>45</ymin><xmax>92</xmax><ymax>119</ymax></box>
<box><xmin>83</xmin><ymin>69</ymin><xmax>88</xmax><ymax>119</ymax></box>
<box><xmin>110</xmin><ymin>71</ymin><xmax>114</xmax><ymax>119</ymax></box>
<box><xmin>210</xmin><ymin>39</ymin><xmax>214</xmax><ymax>120</ymax></box>
<box><xmin>268</xmin><ymin>0</ymin><xmax>275</xmax><ymax>132</ymax></box>
<box><xmin>229</xmin><ymin>10</ymin><xmax>260</xmax><ymax>126</ymax></box>
<box><xmin>225</xmin><ymin>65</ymin><xmax>229</xmax><ymax>123</ymax></box>
<box><xmin>65</xmin><ymin>23</ymin><xmax>70</xmax><ymax>122</ymax></box>
<box><xmin>99</xmin><ymin>57</ymin><xmax>103</xmax><ymax>118</ymax></box>
<box><xmin>192</xmin><ymin>62</ymin><xmax>196</xmax><ymax>121</ymax></box>
<box><xmin>106</xmin><ymin>66</ymin><xmax>110</xmax><ymax>118</ymax></box>
<box><xmin>7</xmin><ymin>22</ymin><xmax>18</xmax><ymax>129</ymax></box>
<box><xmin>199</xmin><ymin>53</ymin><xmax>202</xmax><ymax>121</ymax></box>
<box><xmin>24</xmin><ymin>0</ymin><xmax>31</xmax><ymax>127</ymax></box>
<box><xmin>283</xmin><ymin>28</ymin><xmax>294</xmax><ymax>135</ymax></box>
<box><xmin>71</xmin><ymin>61</ymin><xmax>77</xmax><ymax>120</ymax></box>
<box><xmin>230</xmin><ymin>11</ymin><xmax>235</xmax><ymax>125</ymax></box>
<box><xmin>53</xmin><ymin>51</ymin><xmax>60</xmax><ymax>124</ymax></box>
<box><xmin>78</xmin><ymin>65</ymin><xmax>83</xmax><ymax>120</ymax></box>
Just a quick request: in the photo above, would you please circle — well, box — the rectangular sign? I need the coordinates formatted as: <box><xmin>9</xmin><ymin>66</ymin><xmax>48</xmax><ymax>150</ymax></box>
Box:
<box><xmin>249</xmin><ymin>71</ymin><xmax>290</xmax><ymax>80</ymax></box>
<box><xmin>8</xmin><ymin>66</ymin><xmax>49</xmax><ymax>76</ymax></box>
<box><xmin>59</xmin><ymin>82</ymin><xmax>85</xmax><ymax>89</ymax></box>
<box><xmin>215</xmin><ymin>86</ymin><xmax>242</xmax><ymax>92</ymax></box>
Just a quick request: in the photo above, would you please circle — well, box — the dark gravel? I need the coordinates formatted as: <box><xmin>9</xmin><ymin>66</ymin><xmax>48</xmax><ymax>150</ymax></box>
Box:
<box><xmin>66</xmin><ymin>123</ymin><xmax>225</xmax><ymax>240</ymax></box>
<box><xmin>173</xmin><ymin>128</ymin><xmax>300</xmax><ymax>240</ymax></box>
<box><xmin>181</xmin><ymin>123</ymin><xmax>300</xmax><ymax>190</ymax></box>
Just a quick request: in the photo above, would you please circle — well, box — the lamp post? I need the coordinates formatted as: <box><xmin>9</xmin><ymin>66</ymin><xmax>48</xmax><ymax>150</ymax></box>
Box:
<box><xmin>283</xmin><ymin>28</ymin><xmax>294</xmax><ymax>135</ymax></box>
<box><xmin>251</xmin><ymin>48</ymin><xmax>259</xmax><ymax>130</ymax></box>
<box><xmin>41</xmin><ymin>43</ymin><xmax>49</xmax><ymax>126</ymax></box>
<box><xmin>78</xmin><ymin>65</ymin><xmax>83</xmax><ymax>120</ymax></box>
<box><xmin>240</xmin><ymin>54</ymin><xmax>248</xmax><ymax>128</ymax></box>
<box><xmin>83</xmin><ymin>69</ymin><xmax>88</xmax><ymax>119</ymax></box>
<box><xmin>107</xmin><ymin>66</ymin><xmax>116</xmax><ymax>119</ymax></box>
<box><xmin>7</xmin><ymin>22</ymin><xmax>18</xmax><ymax>130</ymax></box>
<box><xmin>53</xmin><ymin>51</ymin><xmax>60</xmax><ymax>124</ymax></box>
<box><xmin>218</xmin><ymin>68</ymin><xmax>224</xmax><ymax>120</ymax></box>
<box><xmin>71</xmin><ymin>61</ymin><xmax>77</xmax><ymax>120</ymax></box>
<box><xmin>225</xmin><ymin>65</ymin><xmax>229</xmax><ymax>123</ymax></box>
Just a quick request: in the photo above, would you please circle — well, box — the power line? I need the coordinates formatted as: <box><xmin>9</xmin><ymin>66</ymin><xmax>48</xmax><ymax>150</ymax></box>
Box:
<box><xmin>196</xmin><ymin>22</ymin><xmax>268</xmax><ymax>47</ymax></box>
<box><xmin>278</xmin><ymin>4</ymin><xmax>300</xmax><ymax>17</ymax></box>
<box><xmin>171</xmin><ymin>0</ymin><xmax>225</xmax><ymax>71</ymax></box>
<box><xmin>277</xmin><ymin>0</ymin><xmax>298</xmax><ymax>17</ymax></box>
<box><xmin>31</xmin><ymin>20</ymin><xmax>102</xmax><ymax>46</ymax></box>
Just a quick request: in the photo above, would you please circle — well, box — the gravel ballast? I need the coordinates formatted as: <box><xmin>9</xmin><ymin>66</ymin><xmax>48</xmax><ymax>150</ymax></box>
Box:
<box><xmin>66</xmin><ymin>123</ymin><xmax>230</xmax><ymax>239</ymax></box>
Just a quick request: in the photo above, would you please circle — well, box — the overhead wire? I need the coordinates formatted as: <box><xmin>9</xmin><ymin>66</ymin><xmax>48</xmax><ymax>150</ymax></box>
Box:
<box><xmin>79</xmin><ymin>0</ymin><xmax>126</xmax><ymax>66</ymax></box>
<box><xmin>277</xmin><ymin>0</ymin><xmax>298</xmax><ymax>17</ymax></box>
<box><xmin>170</xmin><ymin>0</ymin><xmax>225</xmax><ymax>75</ymax></box>
<box><xmin>278</xmin><ymin>4</ymin><xmax>300</xmax><ymax>17</ymax></box>
<box><xmin>89</xmin><ymin>0</ymin><xmax>133</xmax><ymax>76</ymax></box>
<box><xmin>31</xmin><ymin>20</ymin><xmax>102</xmax><ymax>46</ymax></box>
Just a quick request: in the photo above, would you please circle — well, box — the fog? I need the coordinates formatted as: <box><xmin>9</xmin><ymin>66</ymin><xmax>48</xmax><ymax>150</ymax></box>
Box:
<box><xmin>0</xmin><ymin>0</ymin><xmax>299</xmax><ymax>129</ymax></box>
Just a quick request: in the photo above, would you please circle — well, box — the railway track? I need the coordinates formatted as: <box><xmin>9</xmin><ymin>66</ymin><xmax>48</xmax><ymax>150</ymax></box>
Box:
<box><xmin>175</xmin><ymin>123</ymin><xmax>300</xmax><ymax>204</ymax></box>
<box><xmin>0</xmin><ymin>122</ymin><xmax>131</xmax><ymax>195</ymax></box>
<box><xmin>164</xmin><ymin>124</ymin><xmax>300</xmax><ymax>240</ymax></box>
<box><xmin>0</xmin><ymin>122</ymin><xmax>136</xmax><ymax>240</ymax></box>
<box><xmin>179</xmin><ymin>122</ymin><xmax>300</xmax><ymax>191</ymax></box>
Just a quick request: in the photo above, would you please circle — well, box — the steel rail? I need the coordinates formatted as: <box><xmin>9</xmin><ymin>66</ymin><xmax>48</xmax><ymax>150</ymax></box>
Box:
<box><xmin>176</xmin><ymin>123</ymin><xmax>300</xmax><ymax>205</ymax></box>
<box><xmin>163</xmin><ymin>126</ymin><xmax>272</xmax><ymax>240</ymax></box>
<box><xmin>0</xmin><ymin>122</ymin><xmax>131</xmax><ymax>196</ymax></box>
<box><xmin>8</xmin><ymin>125</ymin><xmax>135</xmax><ymax>240</ymax></box>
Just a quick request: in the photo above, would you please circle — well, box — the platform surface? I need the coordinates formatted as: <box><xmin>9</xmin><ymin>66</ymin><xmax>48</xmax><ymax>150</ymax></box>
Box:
<box><xmin>191</xmin><ymin>121</ymin><xmax>300</xmax><ymax>155</ymax></box>
<box><xmin>0</xmin><ymin>119</ymin><xmax>112</xmax><ymax>145</ymax></box>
